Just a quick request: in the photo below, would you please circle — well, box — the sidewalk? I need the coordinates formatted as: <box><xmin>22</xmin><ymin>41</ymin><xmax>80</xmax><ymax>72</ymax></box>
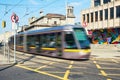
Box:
<box><xmin>91</xmin><ymin>44</ymin><xmax>120</xmax><ymax>58</ymax></box>
<box><xmin>0</xmin><ymin>54</ymin><xmax>17</xmax><ymax>71</ymax></box>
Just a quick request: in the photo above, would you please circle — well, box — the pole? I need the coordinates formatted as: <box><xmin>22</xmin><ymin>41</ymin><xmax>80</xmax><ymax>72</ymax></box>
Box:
<box><xmin>3</xmin><ymin>30</ymin><xmax>6</xmax><ymax>62</ymax></box>
<box><xmin>66</xmin><ymin>0</ymin><xmax>68</xmax><ymax>24</ymax></box>
<box><xmin>14</xmin><ymin>29</ymin><xmax>16</xmax><ymax>63</ymax></box>
<box><xmin>14</xmin><ymin>28</ymin><xmax>16</xmax><ymax>63</ymax></box>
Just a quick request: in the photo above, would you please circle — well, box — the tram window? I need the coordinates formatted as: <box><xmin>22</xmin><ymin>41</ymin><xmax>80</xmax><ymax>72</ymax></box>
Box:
<box><xmin>56</xmin><ymin>33</ymin><xmax>62</xmax><ymax>48</ymax></box>
<box><xmin>73</xmin><ymin>28</ymin><xmax>90</xmax><ymax>48</ymax></box>
<box><xmin>42</xmin><ymin>34</ymin><xmax>48</xmax><ymax>47</ymax></box>
<box><xmin>64</xmin><ymin>32</ymin><xmax>77</xmax><ymax>49</ymax></box>
<box><xmin>48</xmin><ymin>33</ymin><xmax>56</xmax><ymax>48</ymax></box>
<box><xmin>17</xmin><ymin>36</ymin><xmax>23</xmax><ymax>46</ymax></box>
<box><xmin>74</xmin><ymin>28</ymin><xmax>87</xmax><ymax>40</ymax></box>
<box><xmin>27</xmin><ymin>35</ymin><xmax>36</xmax><ymax>47</ymax></box>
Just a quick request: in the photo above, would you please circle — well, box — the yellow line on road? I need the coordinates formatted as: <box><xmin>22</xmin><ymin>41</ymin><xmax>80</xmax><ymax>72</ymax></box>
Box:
<box><xmin>71</xmin><ymin>61</ymin><xmax>74</xmax><ymax>64</ymax></box>
<box><xmin>35</xmin><ymin>62</ymin><xmax>55</xmax><ymax>71</ymax></box>
<box><xmin>68</xmin><ymin>65</ymin><xmax>72</xmax><ymax>69</ymax></box>
<box><xmin>96</xmin><ymin>64</ymin><xmax>101</xmax><ymax>69</ymax></box>
<box><xmin>101</xmin><ymin>68</ymin><xmax>120</xmax><ymax>70</ymax></box>
<box><xmin>108</xmin><ymin>74</ymin><xmax>120</xmax><ymax>76</ymax></box>
<box><xmin>93</xmin><ymin>61</ymin><xmax>97</xmax><ymax>64</ymax></box>
<box><xmin>63</xmin><ymin>61</ymin><xmax>74</xmax><ymax>80</ymax></box>
<box><xmin>16</xmin><ymin>64</ymin><xmax>63</xmax><ymax>80</ymax></box>
<box><xmin>63</xmin><ymin>70</ymin><xmax>70</xmax><ymax>80</ymax></box>
<box><xmin>100</xmin><ymin>70</ymin><xmax>107</xmax><ymax>76</ymax></box>
<box><xmin>112</xmin><ymin>59</ymin><xmax>119</xmax><ymax>63</ymax></box>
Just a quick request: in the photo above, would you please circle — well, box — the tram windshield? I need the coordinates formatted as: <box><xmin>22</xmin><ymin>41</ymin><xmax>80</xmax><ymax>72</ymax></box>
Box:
<box><xmin>73</xmin><ymin>28</ymin><xmax>90</xmax><ymax>49</ymax></box>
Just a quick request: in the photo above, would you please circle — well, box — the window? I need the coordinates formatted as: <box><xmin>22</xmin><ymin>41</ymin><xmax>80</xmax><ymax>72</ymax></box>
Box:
<box><xmin>116</xmin><ymin>6</ymin><xmax>120</xmax><ymax>18</ymax></box>
<box><xmin>54</xmin><ymin>21</ymin><xmax>57</xmax><ymax>25</ymax></box>
<box><xmin>16</xmin><ymin>36</ymin><xmax>23</xmax><ymax>46</ymax></box>
<box><xmin>83</xmin><ymin>14</ymin><xmax>85</xmax><ymax>22</ymax></box>
<box><xmin>91</xmin><ymin>13</ymin><xmax>93</xmax><ymax>22</ymax></box>
<box><xmin>56</xmin><ymin>32</ymin><xmax>62</xmax><ymax>48</ymax></box>
<box><xmin>87</xmin><ymin>14</ymin><xmax>89</xmax><ymax>23</ymax></box>
<box><xmin>104</xmin><ymin>9</ymin><xmax>108</xmax><ymax>20</ymax></box>
<box><xmin>73</xmin><ymin>28</ymin><xmax>90</xmax><ymax>49</ymax></box>
<box><xmin>64</xmin><ymin>32</ymin><xmax>77</xmax><ymax>49</ymax></box>
<box><xmin>110</xmin><ymin>7</ymin><xmax>114</xmax><ymax>19</ymax></box>
<box><xmin>100</xmin><ymin>10</ymin><xmax>103</xmax><ymax>21</ymax></box>
<box><xmin>95</xmin><ymin>11</ymin><xmax>98</xmax><ymax>21</ymax></box>
<box><xmin>103</xmin><ymin>0</ymin><xmax>111</xmax><ymax>4</ymax></box>
<box><xmin>94</xmin><ymin>0</ymin><xmax>101</xmax><ymax>6</ymax></box>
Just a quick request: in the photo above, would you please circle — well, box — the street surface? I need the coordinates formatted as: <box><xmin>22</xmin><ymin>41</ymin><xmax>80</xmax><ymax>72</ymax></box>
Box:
<box><xmin>0</xmin><ymin>45</ymin><xmax>120</xmax><ymax>80</ymax></box>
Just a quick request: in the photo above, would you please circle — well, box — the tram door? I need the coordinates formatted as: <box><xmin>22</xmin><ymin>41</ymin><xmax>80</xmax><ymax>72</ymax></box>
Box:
<box><xmin>56</xmin><ymin>32</ymin><xmax>63</xmax><ymax>56</ymax></box>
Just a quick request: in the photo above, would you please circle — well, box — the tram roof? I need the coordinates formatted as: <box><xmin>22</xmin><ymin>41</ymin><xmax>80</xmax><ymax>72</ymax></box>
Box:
<box><xmin>19</xmin><ymin>25</ymin><xmax>83</xmax><ymax>35</ymax></box>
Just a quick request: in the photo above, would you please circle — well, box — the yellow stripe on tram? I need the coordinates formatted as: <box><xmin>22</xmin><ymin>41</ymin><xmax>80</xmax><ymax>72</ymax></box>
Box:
<box><xmin>41</xmin><ymin>48</ymin><xmax>56</xmax><ymax>50</ymax></box>
<box><xmin>64</xmin><ymin>49</ymin><xmax>91</xmax><ymax>53</ymax></box>
<box><xmin>17</xmin><ymin>46</ymin><xmax>23</xmax><ymax>48</ymax></box>
<box><xmin>30</xmin><ymin>46</ymin><xmax>36</xmax><ymax>49</ymax></box>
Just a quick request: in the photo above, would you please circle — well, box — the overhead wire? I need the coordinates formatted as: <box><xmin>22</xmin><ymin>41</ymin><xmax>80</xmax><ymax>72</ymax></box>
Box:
<box><xmin>0</xmin><ymin>0</ymin><xmax>23</xmax><ymax>20</ymax></box>
<box><xmin>20</xmin><ymin>0</ymin><xmax>59</xmax><ymax>19</ymax></box>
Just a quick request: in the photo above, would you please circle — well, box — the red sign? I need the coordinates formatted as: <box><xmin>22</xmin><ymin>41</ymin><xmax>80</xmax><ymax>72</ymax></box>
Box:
<box><xmin>82</xmin><ymin>21</ymin><xmax>88</xmax><ymax>27</ymax></box>
<box><xmin>11</xmin><ymin>13</ymin><xmax>19</xmax><ymax>23</ymax></box>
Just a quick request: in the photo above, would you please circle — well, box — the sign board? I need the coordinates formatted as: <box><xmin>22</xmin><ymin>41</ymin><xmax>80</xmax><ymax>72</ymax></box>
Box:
<box><xmin>11</xmin><ymin>13</ymin><xmax>19</xmax><ymax>30</ymax></box>
<box><xmin>11</xmin><ymin>13</ymin><xmax>19</xmax><ymax>23</ymax></box>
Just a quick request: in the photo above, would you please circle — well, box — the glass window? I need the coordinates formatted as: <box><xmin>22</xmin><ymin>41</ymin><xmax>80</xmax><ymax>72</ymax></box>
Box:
<box><xmin>87</xmin><ymin>14</ymin><xmax>89</xmax><ymax>23</ymax></box>
<box><xmin>95</xmin><ymin>11</ymin><xmax>98</xmax><ymax>21</ymax></box>
<box><xmin>27</xmin><ymin>35</ymin><xmax>36</xmax><ymax>47</ymax></box>
<box><xmin>94</xmin><ymin>0</ymin><xmax>101</xmax><ymax>6</ymax></box>
<box><xmin>91</xmin><ymin>13</ymin><xmax>93</xmax><ymax>22</ymax></box>
<box><xmin>73</xmin><ymin>28</ymin><xmax>90</xmax><ymax>49</ymax></box>
<box><xmin>56</xmin><ymin>32</ymin><xmax>62</xmax><ymax>48</ymax></box>
<box><xmin>110</xmin><ymin>7</ymin><xmax>114</xmax><ymax>19</ymax></box>
<box><xmin>100</xmin><ymin>10</ymin><xmax>103</xmax><ymax>21</ymax></box>
<box><xmin>48</xmin><ymin>33</ymin><xmax>56</xmax><ymax>48</ymax></box>
<box><xmin>64</xmin><ymin>32</ymin><xmax>77</xmax><ymax>49</ymax></box>
<box><xmin>116</xmin><ymin>6</ymin><xmax>120</xmax><ymax>18</ymax></box>
<box><xmin>42</xmin><ymin>34</ymin><xmax>49</xmax><ymax>47</ymax></box>
<box><xmin>103</xmin><ymin>0</ymin><xmax>111</xmax><ymax>4</ymax></box>
<box><xmin>83</xmin><ymin>14</ymin><xmax>85</xmax><ymax>22</ymax></box>
<box><xmin>104</xmin><ymin>9</ymin><xmax>108</xmax><ymax>20</ymax></box>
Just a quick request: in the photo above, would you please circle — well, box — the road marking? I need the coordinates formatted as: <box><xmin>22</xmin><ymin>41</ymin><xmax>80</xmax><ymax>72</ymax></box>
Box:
<box><xmin>71</xmin><ymin>67</ymin><xmax>87</xmax><ymax>69</ymax></box>
<box><xmin>93</xmin><ymin>60</ymin><xmax>112</xmax><ymax>80</ymax></box>
<box><xmin>100</xmin><ymin>70</ymin><xmax>107</xmax><ymax>76</ymax></box>
<box><xmin>16</xmin><ymin>64</ymin><xmax>63</xmax><ymax>80</ymax></box>
<box><xmin>101</xmin><ymin>68</ymin><xmax>120</xmax><ymax>70</ymax></box>
<box><xmin>63</xmin><ymin>61</ymin><xmax>74</xmax><ymax>80</ymax></box>
<box><xmin>108</xmin><ymin>74</ymin><xmax>120</xmax><ymax>76</ymax></box>
<box><xmin>96</xmin><ymin>64</ymin><xmax>101</xmax><ymax>69</ymax></box>
<box><xmin>93</xmin><ymin>61</ymin><xmax>97</xmax><ymax>64</ymax></box>
<box><xmin>112</xmin><ymin>59</ymin><xmax>119</xmax><ymax>63</ymax></box>
<box><xmin>71</xmin><ymin>61</ymin><xmax>74</xmax><ymax>64</ymax></box>
<box><xmin>68</xmin><ymin>65</ymin><xmax>72</xmax><ymax>69</ymax></box>
<box><xmin>64</xmin><ymin>70</ymin><xmax>70</xmax><ymax>80</ymax></box>
<box><xmin>35</xmin><ymin>62</ymin><xmax>55</xmax><ymax>71</ymax></box>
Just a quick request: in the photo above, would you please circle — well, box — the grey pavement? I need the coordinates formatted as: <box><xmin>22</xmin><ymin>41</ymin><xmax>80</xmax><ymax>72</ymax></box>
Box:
<box><xmin>91</xmin><ymin>44</ymin><xmax>120</xmax><ymax>58</ymax></box>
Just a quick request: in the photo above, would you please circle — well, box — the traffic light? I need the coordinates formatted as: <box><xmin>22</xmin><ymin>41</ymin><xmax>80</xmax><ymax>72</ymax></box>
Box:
<box><xmin>2</xmin><ymin>21</ymin><xmax>6</xmax><ymax>28</ymax></box>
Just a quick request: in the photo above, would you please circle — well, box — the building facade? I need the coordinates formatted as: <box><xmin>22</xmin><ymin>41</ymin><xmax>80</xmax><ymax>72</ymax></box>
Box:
<box><xmin>81</xmin><ymin>0</ymin><xmax>120</xmax><ymax>44</ymax></box>
<box><xmin>26</xmin><ymin>6</ymin><xmax>75</xmax><ymax>31</ymax></box>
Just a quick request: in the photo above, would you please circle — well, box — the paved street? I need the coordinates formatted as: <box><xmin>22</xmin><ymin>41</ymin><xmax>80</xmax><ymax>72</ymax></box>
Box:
<box><xmin>0</xmin><ymin>45</ymin><xmax>120</xmax><ymax>80</ymax></box>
